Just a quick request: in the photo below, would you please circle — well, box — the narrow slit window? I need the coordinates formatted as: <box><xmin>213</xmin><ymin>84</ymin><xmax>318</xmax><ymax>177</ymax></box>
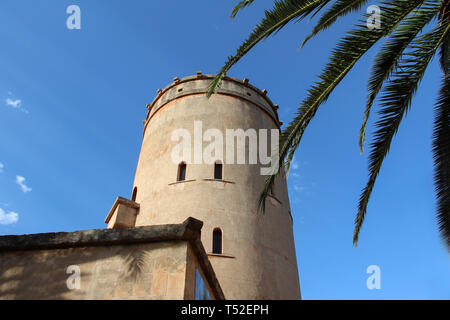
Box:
<box><xmin>212</xmin><ymin>228</ymin><xmax>222</xmax><ymax>254</ymax></box>
<box><xmin>214</xmin><ymin>162</ymin><xmax>223</xmax><ymax>180</ymax></box>
<box><xmin>177</xmin><ymin>162</ymin><xmax>186</xmax><ymax>181</ymax></box>
<box><xmin>131</xmin><ymin>187</ymin><xmax>137</xmax><ymax>202</ymax></box>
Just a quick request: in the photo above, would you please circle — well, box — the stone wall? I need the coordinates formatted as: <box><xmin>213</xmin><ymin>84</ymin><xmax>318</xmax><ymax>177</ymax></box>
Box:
<box><xmin>0</xmin><ymin>241</ymin><xmax>188</xmax><ymax>299</ymax></box>
<box><xmin>0</xmin><ymin>218</ymin><xmax>224</xmax><ymax>300</ymax></box>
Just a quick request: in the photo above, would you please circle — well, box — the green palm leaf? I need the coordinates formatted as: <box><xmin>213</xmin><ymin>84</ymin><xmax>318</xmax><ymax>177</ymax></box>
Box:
<box><xmin>440</xmin><ymin>25</ymin><xmax>450</xmax><ymax>73</ymax></box>
<box><xmin>432</xmin><ymin>31</ymin><xmax>450</xmax><ymax>247</ymax></box>
<box><xmin>207</xmin><ymin>0</ymin><xmax>328</xmax><ymax>97</ymax></box>
<box><xmin>231</xmin><ymin>0</ymin><xmax>256</xmax><ymax>18</ymax></box>
<box><xmin>353</xmin><ymin>21</ymin><xmax>450</xmax><ymax>245</ymax></box>
<box><xmin>301</xmin><ymin>0</ymin><xmax>371</xmax><ymax>48</ymax></box>
<box><xmin>309</xmin><ymin>0</ymin><xmax>333</xmax><ymax>19</ymax></box>
<box><xmin>432</xmin><ymin>77</ymin><xmax>450</xmax><ymax>247</ymax></box>
<box><xmin>259</xmin><ymin>0</ymin><xmax>427</xmax><ymax>212</ymax></box>
<box><xmin>359</xmin><ymin>0</ymin><xmax>441</xmax><ymax>153</ymax></box>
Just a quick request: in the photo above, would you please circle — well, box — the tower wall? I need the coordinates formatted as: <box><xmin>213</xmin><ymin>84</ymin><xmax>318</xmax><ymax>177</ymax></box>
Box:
<box><xmin>132</xmin><ymin>75</ymin><xmax>301</xmax><ymax>299</ymax></box>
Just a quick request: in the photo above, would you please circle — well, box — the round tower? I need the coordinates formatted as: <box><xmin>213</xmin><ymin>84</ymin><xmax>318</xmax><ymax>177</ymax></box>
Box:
<box><xmin>132</xmin><ymin>73</ymin><xmax>301</xmax><ymax>299</ymax></box>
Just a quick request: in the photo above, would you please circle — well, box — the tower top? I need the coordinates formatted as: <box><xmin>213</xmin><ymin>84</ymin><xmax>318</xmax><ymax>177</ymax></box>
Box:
<box><xmin>144</xmin><ymin>74</ymin><xmax>281</xmax><ymax>131</ymax></box>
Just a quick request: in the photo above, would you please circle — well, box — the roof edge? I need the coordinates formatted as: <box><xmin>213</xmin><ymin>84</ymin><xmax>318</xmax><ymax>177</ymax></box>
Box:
<box><xmin>0</xmin><ymin>217</ymin><xmax>202</xmax><ymax>252</ymax></box>
<box><xmin>149</xmin><ymin>74</ymin><xmax>277</xmax><ymax>111</ymax></box>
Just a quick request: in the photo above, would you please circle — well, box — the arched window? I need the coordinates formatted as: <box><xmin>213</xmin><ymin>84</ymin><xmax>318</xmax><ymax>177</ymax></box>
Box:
<box><xmin>214</xmin><ymin>161</ymin><xmax>223</xmax><ymax>180</ymax></box>
<box><xmin>131</xmin><ymin>186</ymin><xmax>137</xmax><ymax>202</ymax></box>
<box><xmin>177</xmin><ymin>162</ymin><xmax>186</xmax><ymax>181</ymax></box>
<box><xmin>212</xmin><ymin>228</ymin><xmax>222</xmax><ymax>254</ymax></box>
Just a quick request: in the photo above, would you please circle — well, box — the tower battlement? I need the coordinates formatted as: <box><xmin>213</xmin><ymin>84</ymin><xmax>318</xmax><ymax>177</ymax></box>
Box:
<box><xmin>144</xmin><ymin>74</ymin><xmax>281</xmax><ymax>133</ymax></box>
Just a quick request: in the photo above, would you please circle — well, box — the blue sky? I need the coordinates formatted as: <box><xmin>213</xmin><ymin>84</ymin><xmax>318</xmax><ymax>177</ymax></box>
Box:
<box><xmin>0</xmin><ymin>0</ymin><xmax>448</xmax><ymax>299</ymax></box>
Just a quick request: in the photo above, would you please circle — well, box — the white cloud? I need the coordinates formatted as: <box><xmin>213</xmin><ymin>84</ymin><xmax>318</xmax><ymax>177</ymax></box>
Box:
<box><xmin>4</xmin><ymin>95</ymin><xmax>29</xmax><ymax>113</ymax></box>
<box><xmin>5</xmin><ymin>98</ymin><xmax>22</xmax><ymax>108</ymax></box>
<box><xmin>291</xmin><ymin>172</ymin><xmax>301</xmax><ymax>178</ymax></box>
<box><xmin>287</xmin><ymin>158</ymin><xmax>309</xmax><ymax>195</ymax></box>
<box><xmin>0</xmin><ymin>208</ymin><xmax>19</xmax><ymax>225</ymax></box>
<box><xmin>294</xmin><ymin>185</ymin><xmax>305</xmax><ymax>192</ymax></box>
<box><xmin>16</xmin><ymin>175</ymin><xmax>32</xmax><ymax>193</ymax></box>
<box><xmin>0</xmin><ymin>162</ymin><xmax>3</xmax><ymax>173</ymax></box>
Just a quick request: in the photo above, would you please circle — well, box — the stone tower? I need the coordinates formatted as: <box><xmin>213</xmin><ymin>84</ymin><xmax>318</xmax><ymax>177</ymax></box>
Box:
<box><xmin>131</xmin><ymin>73</ymin><xmax>301</xmax><ymax>299</ymax></box>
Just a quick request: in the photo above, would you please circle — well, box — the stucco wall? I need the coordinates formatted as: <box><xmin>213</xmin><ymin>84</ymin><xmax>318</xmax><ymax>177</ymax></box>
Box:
<box><xmin>0</xmin><ymin>218</ymin><xmax>224</xmax><ymax>300</ymax></box>
<box><xmin>0</xmin><ymin>241</ymin><xmax>189</xmax><ymax>300</ymax></box>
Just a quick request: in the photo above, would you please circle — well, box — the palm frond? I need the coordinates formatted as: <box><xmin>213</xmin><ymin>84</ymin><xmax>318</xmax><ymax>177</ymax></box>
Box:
<box><xmin>359</xmin><ymin>0</ymin><xmax>441</xmax><ymax>153</ymax></box>
<box><xmin>231</xmin><ymin>0</ymin><xmax>256</xmax><ymax>18</ymax></box>
<box><xmin>259</xmin><ymin>0</ymin><xmax>427</xmax><ymax>212</ymax></box>
<box><xmin>309</xmin><ymin>0</ymin><xmax>332</xmax><ymax>19</ymax></box>
<box><xmin>439</xmin><ymin>0</ymin><xmax>450</xmax><ymax>20</ymax></box>
<box><xmin>432</xmin><ymin>77</ymin><xmax>450</xmax><ymax>248</ymax></box>
<box><xmin>353</xmin><ymin>21</ymin><xmax>450</xmax><ymax>246</ymax></box>
<box><xmin>301</xmin><ymin>0</ymin><xmax>371</xmax><ymax>48</ymax></box>
<box><xmin>432</xmin><ymin>32</ymin><xmax>450</xmax><ymax>248</ymax></box>
<box><xmin>207</xmin><ymin>0</ymin><xmax>328</xmax><ymax>97</ymax></box>
<box><xmin>440</xmin><ymin>24</ymin><xmax>450</xmax><ymax>74</ymax></box>
<box><xmin>258</xmin><ymin>175</ymin><xmax>274</xmax><ymax>213</ymax></box>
